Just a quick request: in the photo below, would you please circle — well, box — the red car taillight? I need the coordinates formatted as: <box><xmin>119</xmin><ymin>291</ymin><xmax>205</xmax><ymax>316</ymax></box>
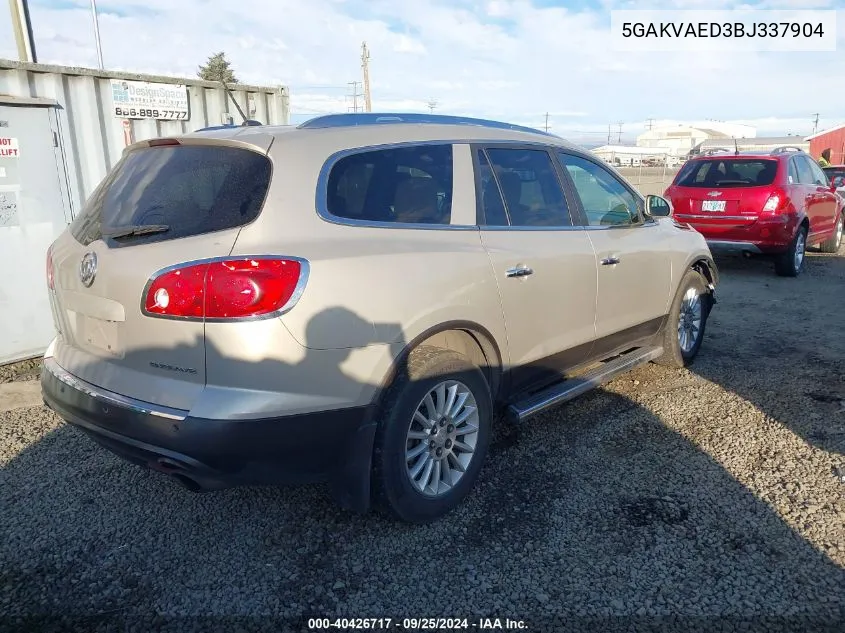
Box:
<box><xmin>760</xmin><ymin>190</ymin><xmax>787</xmax><ymax>216</ymax></box>
<box><xmin>143</xmin><ymin>257</ymin><xmax>307</xmax><ymax>320</ymax></box>
<box><xmin>46</xmin><ymin>246</ymin><xmax>55</xmax><ymax>290</ymax></box>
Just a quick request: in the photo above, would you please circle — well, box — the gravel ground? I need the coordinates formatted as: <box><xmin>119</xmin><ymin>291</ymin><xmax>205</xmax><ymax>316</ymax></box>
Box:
<box><xmin>1</xmin><ymin>250</ymin><xmax>844</xmax><ymax>633</ymax></box>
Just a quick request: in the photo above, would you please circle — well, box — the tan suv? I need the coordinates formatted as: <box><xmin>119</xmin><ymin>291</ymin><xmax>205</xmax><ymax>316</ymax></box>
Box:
<box><xmin>41</xmin><ymin>113</ymin><xmax>718</xmax><ymax>523</ymax></box>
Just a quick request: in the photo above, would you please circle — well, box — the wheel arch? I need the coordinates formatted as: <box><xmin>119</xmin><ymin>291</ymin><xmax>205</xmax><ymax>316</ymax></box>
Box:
<box><xmin>371</xmin><ymin>321</ymin><xmax>504</xmax><ymax>407</ymax></box>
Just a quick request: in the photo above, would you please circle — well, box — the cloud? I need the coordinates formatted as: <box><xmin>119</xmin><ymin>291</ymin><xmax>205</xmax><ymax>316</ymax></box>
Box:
<box><xmin>1</xmin><ymin>0</ymin><xmax>843</xmax><ymax>142</ymax></box>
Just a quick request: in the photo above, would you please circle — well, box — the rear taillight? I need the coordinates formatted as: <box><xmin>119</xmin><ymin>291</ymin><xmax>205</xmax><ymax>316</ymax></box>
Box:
<box><xmin>144</xmin><ymin>257</ymin><xmax>307</xmax><ymax>320</ymax></box>
<box><xmin>761</xmin><ymin>193</ymin><xmax>783</xmax><ymax>215</ymax></box>
<box><xmin>46</xmin><ymin>246</ymin><xmax>54</xmax><ymax>290</ymax></box>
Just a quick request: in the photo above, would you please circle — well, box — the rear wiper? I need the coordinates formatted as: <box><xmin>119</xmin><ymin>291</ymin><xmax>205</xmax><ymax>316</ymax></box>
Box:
<box><xmin>102</xmin><ymin>224</ymin><xmax>170</xmax><ymax>239</ymax></box>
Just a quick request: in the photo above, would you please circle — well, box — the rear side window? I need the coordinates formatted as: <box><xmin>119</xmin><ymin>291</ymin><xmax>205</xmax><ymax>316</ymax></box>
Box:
<box><xmin>326</xmin><ymin>144</ymin><xmax>453</xmax><ymax>225</ymax></box>
<box><xmin>481</xmin><ymin>148</ymin><xmax>571</xmax><ymax>227</ymax></box>
<box><xmin>70</xmin><ymin>144</ymin><xmax>271</xmax><ymax>247</ymax></box>
<box><xmin>675</xmin><ymin>158</ymin><xmax>778</xmax><ymax>188</ymax></box>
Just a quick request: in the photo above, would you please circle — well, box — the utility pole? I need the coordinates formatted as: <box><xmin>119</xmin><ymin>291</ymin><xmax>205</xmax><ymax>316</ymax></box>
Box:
<box><xmin>617</xmin><ymin>121</ymin><xmax>623</xmax><ymax>144</ymax></box>
<box><xmin>90</xmin><ymin>0</ymin><xmax>104</xmax><ymax>69</ymax></box>
<box><xmin>361</xmin><ymin>42</ymin><xmax>372</xmax><ymax>113</ymax></box>
<box><xmin>607</xmin><ymin>124</ymin><xmax>612</xmax><ymax>145</ymax></box>
<box><xmin>347</xmin><ymin>81</ymin><xmax>362</xmax><ymax>112</ymax></box>
<box><xmin>812</xmin><ymin>113</ymin><xmax>819</xmax><ymax>135</ymax></box>
<box><xmin>646</xmin><ymin>118</ymin><xmax>655</xmax><ymax>130</ymax></box>
<box><xmin>8</xmin><ymin>0</ymin><xmax>37</xmax><ymax>63</ymax></box>
<box><xmin>427</xmin><ymin>98</ymin><xmax>438</xmax><ymax>114</ymax></box>
<box><xmin>543</xmin><ymin>112</ymin><xmax>550</xmax><ymax>133</ymax></box>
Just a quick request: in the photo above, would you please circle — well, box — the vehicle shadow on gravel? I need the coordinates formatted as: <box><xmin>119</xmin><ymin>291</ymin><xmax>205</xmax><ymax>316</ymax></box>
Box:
<box><xmin>697</xmin><ymin>251</ymin><xmax>845</xmax><ymax>459</ymax></box>
<box><xmin>2</xmin><ymin>304</ymin><xmax>845</xmax><ymax>631</ymax></box>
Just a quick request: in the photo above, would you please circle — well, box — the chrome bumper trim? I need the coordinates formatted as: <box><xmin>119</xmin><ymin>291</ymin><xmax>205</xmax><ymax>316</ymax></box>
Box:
<box><xmin>43</xmin><ymin>357</ymin><xmax>188</xmax><ymax>421</ymax></box>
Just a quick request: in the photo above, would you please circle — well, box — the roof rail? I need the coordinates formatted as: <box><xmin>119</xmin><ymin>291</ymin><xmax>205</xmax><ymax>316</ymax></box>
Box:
<box><xmin>297</xmin><ymin>112</ymin><xmax>556</xmax><ymax>136</ymax></box>
<box><xmin>194</xmin><ymin>119</ymin><xmax>263</xmax><ymax>133</ymax></box>
<box><xmin>770</xmin><ymin>146</ymin><xmax>804</xmax><ymax>154</ymax></box>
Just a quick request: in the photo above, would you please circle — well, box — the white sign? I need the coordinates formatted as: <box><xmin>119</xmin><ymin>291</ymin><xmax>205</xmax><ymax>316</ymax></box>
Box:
<box><xmin>0</xmin><ymin>138</ymin><xmax>19</xmax><ymax>158</ymax></box>
<box><xmin>110</xmin><ymin>80</ymin><xmax>189</xmax><ymax>120</ymax></box>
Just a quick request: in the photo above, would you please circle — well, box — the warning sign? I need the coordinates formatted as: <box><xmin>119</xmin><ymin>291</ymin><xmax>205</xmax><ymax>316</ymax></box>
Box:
<box><xmin>0</xmin><ymin>138</ymin><xmax>19</xmax><ymax>158</ymax></box>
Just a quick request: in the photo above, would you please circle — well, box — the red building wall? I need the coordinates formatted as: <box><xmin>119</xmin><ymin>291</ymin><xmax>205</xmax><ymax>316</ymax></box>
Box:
<box><xmin>809</xmin><ymin>127</ymin><xmax>845</xmax><ymax>165</ymax></box>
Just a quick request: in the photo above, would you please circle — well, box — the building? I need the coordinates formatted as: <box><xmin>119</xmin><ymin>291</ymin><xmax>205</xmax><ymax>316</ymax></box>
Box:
<box><xmin>0</xmin><ymin>60</ymin><xmax>290</xmax><ymax>365</ymax></box>
<box><xmin>806</xmin><ymin>125</ymin><xmax>845</xmax><ymax>165</ymax></box>
<box><xmin>637</xmin><ymin>121</ymin><xmax>757</xmax><ymax>158</ymax></box>
<box><xmin>693</xmin><ymin>136</ymin><xmax>809</xmax><ymax>155</ymax></box>
<box><xmin>590</xmin><ymin>145</ymin><xmax>683</xmax><ymax>167</ymax></box>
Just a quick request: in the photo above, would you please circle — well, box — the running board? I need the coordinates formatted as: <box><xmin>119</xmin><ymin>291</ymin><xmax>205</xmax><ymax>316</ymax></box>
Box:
<box><xmin>506</xmin><ymin>346</ymin><xmax>664</xmax><ymax>424</ymax></box>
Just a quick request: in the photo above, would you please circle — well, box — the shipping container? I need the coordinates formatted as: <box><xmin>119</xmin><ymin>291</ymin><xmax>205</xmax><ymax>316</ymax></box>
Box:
<box><xmin>807</xmin><ymin>125</ymin><xmax>845</xmax><ymax>165</ymax></box>
<box><xmin>0</xmin><ymin>60</ymin><xmax>290</xmax><ymax>364</ymax></box>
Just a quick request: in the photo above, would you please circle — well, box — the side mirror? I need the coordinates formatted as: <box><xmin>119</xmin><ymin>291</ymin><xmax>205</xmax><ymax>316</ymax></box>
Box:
<box><xmin>646</xmin><ymin>194</ymin><xmax>672</xmax><ymax>217</ymax></box>
<box><xmin>832</xmin><ymin>176</ymin><xmax>845</xmax><ymax>189</ymax></box>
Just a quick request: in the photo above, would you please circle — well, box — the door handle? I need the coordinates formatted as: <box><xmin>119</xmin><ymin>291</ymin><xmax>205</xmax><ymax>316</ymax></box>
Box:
<box><xmin>601</xmin><ymin>256</ymin><xmax>621</xmax><ymax>266</ymax></box>
<box><xmin>506</xmin><ymin>265</ymin><xmax>534</xmax><ymax>278</ymax></box>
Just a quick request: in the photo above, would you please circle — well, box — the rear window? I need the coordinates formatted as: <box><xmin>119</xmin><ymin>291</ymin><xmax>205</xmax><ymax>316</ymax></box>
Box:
<box><xmin>70</xmin><ymin>144</ymin><xmax>271</xmax><ymax>247</ymax></box>
<box><xmin>325</xmin><ymin>144</ymin><xmax>453</xmax><ymax>225</ymax></box>
<box><xmin>675</xmin><ymin>158</ymin><xmax>778</xmax><ymax>188</ymax></box>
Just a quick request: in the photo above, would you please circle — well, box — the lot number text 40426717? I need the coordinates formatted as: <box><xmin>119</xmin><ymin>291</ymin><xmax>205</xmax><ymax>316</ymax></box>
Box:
<box><xmin>114</xmin><ymin>106</ymin><xmax>188</xmax><ymax>120</ymax></box>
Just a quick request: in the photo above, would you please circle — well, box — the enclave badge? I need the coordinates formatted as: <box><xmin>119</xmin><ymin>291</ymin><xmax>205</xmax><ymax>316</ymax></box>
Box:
<box><xmin>79</xmin><ymin>252</ymin><xmax>98</xmax><ymax>287</ymax></box>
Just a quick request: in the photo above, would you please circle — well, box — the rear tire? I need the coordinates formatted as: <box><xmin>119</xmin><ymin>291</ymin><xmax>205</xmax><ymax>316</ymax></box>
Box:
<box><xmin>655</xmin><ymin>269</ymin><xmax>712</xmax><ymax>369</ymax></box>
<box><xmin>372</xmin><ymin>346</ymin><xmax>492</xmax><ymax>524</ymax></box>
<box><xmin>819</xmin><ymin>215</ymin><xmax>843</xmax><ymax>254</ymax></box>
<box><xmin>775</xmin><ymin>225</ymin><xmax>807</xmax><ymax>277</ymax></box>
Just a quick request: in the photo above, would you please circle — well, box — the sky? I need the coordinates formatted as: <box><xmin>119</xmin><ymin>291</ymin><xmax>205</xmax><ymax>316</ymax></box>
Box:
<box><xmin>1</xmin><ymin>0</ymin><xmax>844</xmax><ymax>145</ymax></box>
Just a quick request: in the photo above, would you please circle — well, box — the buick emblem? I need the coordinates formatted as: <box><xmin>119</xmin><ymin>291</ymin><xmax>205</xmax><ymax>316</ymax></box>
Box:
<box><xmin>79</xmin><ymin>252</ymin><xmax>98</xmax><ymax>287</ymax></box>
<box><xmin>706</xmin><ymin>191</ymin><xmax>722</xmax><ymax>197</ymax></box>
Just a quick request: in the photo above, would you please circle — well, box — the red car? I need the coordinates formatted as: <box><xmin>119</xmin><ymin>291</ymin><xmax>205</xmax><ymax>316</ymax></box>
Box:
<box><xmin>664</xmin><ymin>147</ymin><xmax>844</xmax><ymax>277</ymax></box>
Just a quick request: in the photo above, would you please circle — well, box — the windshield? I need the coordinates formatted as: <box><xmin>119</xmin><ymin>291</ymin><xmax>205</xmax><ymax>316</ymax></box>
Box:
<box><xmin>70</xmin><ymin>144</ymin><xmax>272</xmax><ymax>247</ymax></box>
<box><xmin>675</xmin><ymin>158</ymin><xmax>778</xmax><ymax>188</ymax></box>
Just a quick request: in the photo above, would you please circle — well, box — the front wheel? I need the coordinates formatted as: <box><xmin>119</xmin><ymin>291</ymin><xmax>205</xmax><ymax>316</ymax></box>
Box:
<box><xmin>372</xmin><ymin>346</ymin><xmax>492</xmax><ymax>524</ymax></box>
<box><xmin>819</xmin><ymin>215</ymin><xmax>843</xmax><ymax>254</ymax></box>
<box><xmin>655</xmin><ymin>269</ymin><xmax>712</xmax><ymax>368</ymax></box>
<box><xmin>775</xmin><ymin>225</ymin><xmax>807</xmax><ymax>277</ymax></box>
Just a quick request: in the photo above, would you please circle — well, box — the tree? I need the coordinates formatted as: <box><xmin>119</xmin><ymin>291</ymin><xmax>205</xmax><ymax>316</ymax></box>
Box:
<box><xmin>198</xmin><ymin>52</ymin><xmax>238</xmax><ymax>84</ymax></box>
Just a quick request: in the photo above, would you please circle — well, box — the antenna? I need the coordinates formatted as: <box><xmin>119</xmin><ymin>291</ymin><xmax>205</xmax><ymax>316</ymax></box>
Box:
<box><xmin>734</xmin><ymin>138</ymin><xmax>739</xmax><ymax>155</ymax></box>
<box><xmin>361</xmin><ymin>42</ymin><xmax>372</xmax><ymax>113</ymax></box>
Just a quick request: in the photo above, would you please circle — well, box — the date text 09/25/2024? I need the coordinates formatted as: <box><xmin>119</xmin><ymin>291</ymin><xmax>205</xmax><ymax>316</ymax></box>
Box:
<box><xmin>307</xmin><ymin>618</ymin><xmax>529</xmax><ymax>630</ymax></box>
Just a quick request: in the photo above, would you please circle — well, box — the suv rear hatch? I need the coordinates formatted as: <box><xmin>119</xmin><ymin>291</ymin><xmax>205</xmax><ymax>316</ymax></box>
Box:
<box><xmin>47</xmin><ymin>136</ymin><xmax>273</xmax><ymax>410</ymax></box>
<box><xmin>667</xmin><ymin>157</ymin><xmax>780</xmax><ymax>232</ymax></box>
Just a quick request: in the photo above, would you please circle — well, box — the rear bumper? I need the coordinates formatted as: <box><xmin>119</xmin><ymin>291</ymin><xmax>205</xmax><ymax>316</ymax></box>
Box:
<box><xmin>705</xmin><ymin>240</ymin><xmax>764</xmax><ymax>255</ymax></box>
<box><xmin>41</xmin><ymin>357</ymin><xmax>377</xmax><ymax>511</ymax></box>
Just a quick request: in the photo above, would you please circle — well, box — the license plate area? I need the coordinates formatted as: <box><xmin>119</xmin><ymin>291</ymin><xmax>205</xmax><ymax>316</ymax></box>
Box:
<box><xmin>77</xmin><ymin>314</ymin><xmax>121</xmax><ymax>357</ymax></box>
<box><xmin>701</xmin><ymin>200</ymin><xmax>726</xmax><ymax>212</ymax></box>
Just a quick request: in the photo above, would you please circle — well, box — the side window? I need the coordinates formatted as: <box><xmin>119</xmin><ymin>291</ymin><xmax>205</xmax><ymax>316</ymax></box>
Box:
<box><xmin>326</xmin><ymin>144</ymin><xmax>453</xmax><ymax>224</ymax></box>
<box><xmin>805</xmin><ymin>157</ymin><xmax>829</xmax><ymax>186</ymax></box>
<box><xmin>788</xmin><ymin>158</ymin><xmax>799</xmax><ymax>185</ymax></box>
<box><xmin>559</xmin><ymin>153</ymin><xmax>641</xmax><ymax>227</ymax></box>
<box><xmin>482</xmin><ymin>148</ymin><xmax>571</xmax><ymax>227</ymax></box>
<box><xmin>795</xmin><ymin>156</ymin><xmax>816</xmax><ymax>185</ymax></box>
<box><xmin>476</xmin><ymin>150</ymin><xmax>508</xmax><ymax>226</ymax></box>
